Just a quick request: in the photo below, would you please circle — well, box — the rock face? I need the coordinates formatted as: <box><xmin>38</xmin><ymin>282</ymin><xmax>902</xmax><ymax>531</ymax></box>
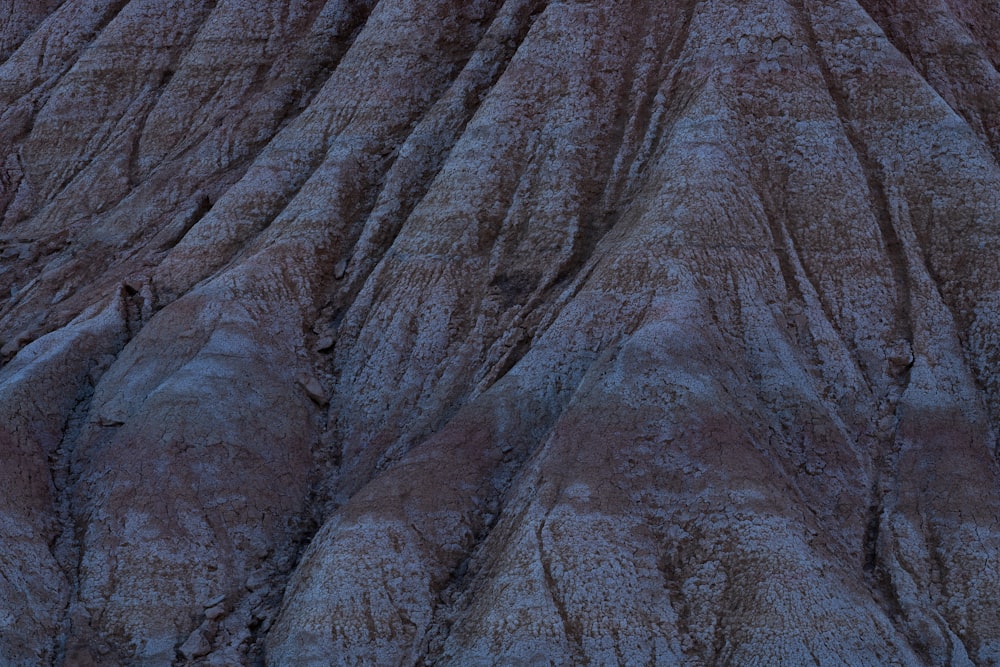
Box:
<box><xmin>1</xmin><ymin>0</ymin><xmax>999</xmax><ymax>664</ymax></box>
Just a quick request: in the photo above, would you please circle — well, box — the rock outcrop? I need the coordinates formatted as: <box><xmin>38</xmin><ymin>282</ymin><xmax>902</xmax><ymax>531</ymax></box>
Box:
<box><xmin>1</xmin><ymin>0</ymin><xmax>999</xmax><ymax>664</ymax></box>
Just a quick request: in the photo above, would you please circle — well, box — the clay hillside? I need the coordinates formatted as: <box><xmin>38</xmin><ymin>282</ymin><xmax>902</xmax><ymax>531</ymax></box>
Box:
<box><xmin>1</xmin><ymin>0</ymin><xmax>999</xmax><ymax>665</ymax></box>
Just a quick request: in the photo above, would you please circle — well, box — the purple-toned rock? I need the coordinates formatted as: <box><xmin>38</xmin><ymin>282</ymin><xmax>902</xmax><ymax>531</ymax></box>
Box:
<box><xmin>1</xmin><ymin>0</ymin><xmax>998</xmax><ymax>664</ymax></box>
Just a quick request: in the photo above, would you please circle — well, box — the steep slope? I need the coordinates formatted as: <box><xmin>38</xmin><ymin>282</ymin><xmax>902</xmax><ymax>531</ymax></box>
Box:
<box><xmin>1</xmin><ymin>0</ymin><xmax>998</xmax><ymax>665</ymax></box>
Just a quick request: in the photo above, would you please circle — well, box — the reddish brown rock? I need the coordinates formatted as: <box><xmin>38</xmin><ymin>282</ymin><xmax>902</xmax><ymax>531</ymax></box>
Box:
<box><xmin>1</xmin><ymin>0</ymin><xmax>999</xmax><ymax>664</ymax></box>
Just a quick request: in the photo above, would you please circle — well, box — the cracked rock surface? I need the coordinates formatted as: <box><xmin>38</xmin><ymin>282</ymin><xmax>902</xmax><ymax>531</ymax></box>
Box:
<box><xmin>1</xmin><ymin>0</ymin><xmax>999</xmax><ymax>664</ymax></box>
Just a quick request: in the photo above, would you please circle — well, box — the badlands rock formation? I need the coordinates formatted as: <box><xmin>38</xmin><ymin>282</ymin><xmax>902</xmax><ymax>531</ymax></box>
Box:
<box><xmin>1</xmin><ymin>0</ymin><xmax>999</xmax><ymax>664</ymax></box>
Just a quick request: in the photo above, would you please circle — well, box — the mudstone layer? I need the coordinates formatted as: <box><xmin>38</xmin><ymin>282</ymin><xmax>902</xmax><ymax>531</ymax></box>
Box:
<box><xmin>1</xmin><ymin>0</ymin><xmax>999</xmax><ymax>664</ymax></box>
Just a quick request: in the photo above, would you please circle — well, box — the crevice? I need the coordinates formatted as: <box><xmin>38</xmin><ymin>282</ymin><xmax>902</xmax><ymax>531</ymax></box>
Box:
<box><xmin>855</xmin><ymin>0</ymin><xmax>1000</xmax><ymax>168</ymax></box>
<box><xmin>756</xmin><ymin>163</ymin><xmax>808</xmax><ymax>311</ymax></box>
<box><xmin>455</xmin><ymin>4</ymin><xmax>704</xmax><ymax>398</ymax></box>
<box><xmin>862</xmin><ymin>480</ymin><xmax>883</xmax><ymax>575</ymax></box>
<box><xmin>0</xmin><ymin>0</ymin><xmax>68</xmax><ymax>63</ymax></box>
<box><xmin>23</xmin><ymin>0</ymin><xmax>133</xmax><ymax>94</ymax></box>
<box><xmin>606</xmin><ymin>0</ymin><xmax>699</xmax><ymax>212</ymax></box>
<box><xmin>657</xmin><ymin>543</ymin><xmax>700</xmax><ymax>662</ymax></box>
<box><xmin>753</xmin><ymin>157</ymin><xmax>874</xmax><ymax>402</ymax></box>
<box><xmin>536</xmin><ymin>514</ymin><xmax>584</xmax><ymax>661</ymax></box>
<box><xmin>48</xmin><ymin>337</ymin><xmax>135</xmax><ymax>665</ymax></box>
<box><xmin>795</xmin><ymin>0</ymin><xmax>914</xmax><ymax>355</ymax></box>
<box><xmin>792</xmin><ymin>6</ymin><xmax>924</xmax><ymax>655</ymax></box>
<box><xmin>27</xmin><ymin>0</ymin><xmax>214</xmax><ymax>209</ymax></box>
<box><xmin>25</xmin><ymin>0</ymin><xmax>132</xmax><ymax>195</ymax></box>
<box><xmin>860</xmin><ymin>472</ymin><xmax>910</xmax><ymax>652</ymax></box>
<box><xmin>288</xmin><ymin>0</ymin><xmax>381</xmax><ymax>119</ymax></box>
<box><xmin>566</xmin><ymin>1</ymin><xmax>699</xmax><ymax>273</ymax></box>
<box><xmin>124</xmin><ymin>83</ymin><xmax>170</xmax><ymax>189</ymax></box>
<box><xmin>194</xmin><ymin>0</ymin><xmax>498</xmax><ymax>294</ymax></box>
<box><xmin>0</xmin><ymin>159</ymin><xmax>24</xmax><ymax>222</ymax></box>
<box><xmin>235</xmin><ymin>507</ymin><xmax>321</xmax><ymax>667</ymax></box>
<box><xmin>0</xmin><ymin>0</ymin><xmax>130</xmax><ymax>216</ymax></box>
<box><xmin>321</xmin><ymin>0</ymin><xmax>547</xmax><ymax>310</ymax></box>
<box><xmin>155</xmin><ymin>192</ymin><xmax>212</xmax><ymax>252</ymax></box>
<box><xmin>305</xmin><ymin>0</ymin><xmax>550</xmax><ymax>443</ymax></box>
<box><xmin>415</xmin><ymin>402</ymin><xmax>576</xmax><ymax>663</ymax></box>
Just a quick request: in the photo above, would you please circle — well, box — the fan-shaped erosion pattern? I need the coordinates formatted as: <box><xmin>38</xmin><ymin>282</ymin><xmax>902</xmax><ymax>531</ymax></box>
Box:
<box><xmin>1</xmin><ymin>0</ymin><xmax>999</xmax><ymax>664</ymax></box>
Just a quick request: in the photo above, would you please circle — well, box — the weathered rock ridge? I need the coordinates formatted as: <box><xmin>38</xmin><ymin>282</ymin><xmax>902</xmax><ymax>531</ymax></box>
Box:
<box><xmin>1</xmin><ymin>0</ymin><xmax>999</xmax><ymax>664</ymax></box>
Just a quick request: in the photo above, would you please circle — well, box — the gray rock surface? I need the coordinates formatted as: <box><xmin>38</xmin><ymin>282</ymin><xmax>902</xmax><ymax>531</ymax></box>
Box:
<box><xmin>1</xmin><ymin>0</ymin><xmax>999</xmax><ymax>664</ymax></box>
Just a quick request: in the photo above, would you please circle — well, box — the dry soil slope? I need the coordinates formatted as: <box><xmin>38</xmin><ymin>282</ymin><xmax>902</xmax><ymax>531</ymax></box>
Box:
<box><xmin>0</xmin><ymin>0</ymin><xmax>999</xmax><ymax>665</ymax></box>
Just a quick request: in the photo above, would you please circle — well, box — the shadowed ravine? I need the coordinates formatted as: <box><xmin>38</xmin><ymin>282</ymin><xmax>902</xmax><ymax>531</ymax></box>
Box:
<box><xmin>1</xmin><ymin>0</ymin><xmax>999</xmax><ymax>664</ymax></box>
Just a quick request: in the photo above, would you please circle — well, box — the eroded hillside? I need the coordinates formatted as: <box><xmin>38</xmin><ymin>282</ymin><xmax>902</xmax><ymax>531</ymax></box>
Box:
<box><xmin>1</xmin><ymin>0</ymin><xmax>999</xmax><ymax>664</ymax></box>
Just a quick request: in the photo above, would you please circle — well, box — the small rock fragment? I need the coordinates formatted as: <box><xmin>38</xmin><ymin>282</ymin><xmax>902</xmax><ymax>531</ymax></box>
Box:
<box><xmin>333</xmin><ymin>258</ymin><xmax>348</xmax><ymax>280</ymax></box>
<box><xmin>315</xmin><ymin>334</ymin><xmax>336</xmax><ymax>352</ymax></box>
<box><xmin>205</xmin><ymin>604</ymin><xmax>225</xmax><ymax>621</ymax></box>
<box><xmin>203</xmin><ymin>594</ymin><xmax>226</xmax><ymax>608</ymax></box>
<box><xmin>296</xmin><ymin>373</ymin><xmax>328</xmax><ymax>406</ymax></box>
<box><xmin>98</xmin><ymin>414</ymin><xmax>126</xmax><ymax>427</ymax></box>
<box><xmin>178</xmin><ymin>629</ymin><xmax>211</xmax><ymax>660</ymax></box>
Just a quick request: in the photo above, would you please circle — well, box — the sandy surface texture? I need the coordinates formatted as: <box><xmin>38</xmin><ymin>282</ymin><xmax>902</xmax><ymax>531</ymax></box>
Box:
<box><xmin>1</xmin><ymin>0</ymin><xmax>999</xmax><ymax>664</ymax></box>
